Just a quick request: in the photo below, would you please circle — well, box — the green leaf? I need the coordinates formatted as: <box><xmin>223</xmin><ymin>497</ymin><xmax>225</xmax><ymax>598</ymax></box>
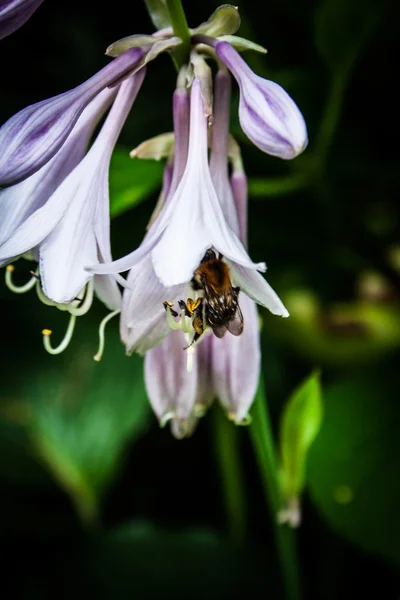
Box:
<box><xmin>109</xmin><ymin>147</ymin><xmax>164</xmax><ymax>218</ymax></box>
<box><xmin>279</xmin><ymin>371</ymin><xmax>323</xmax><ymax>499</ymax></box>
<box><xmin>314</xmin><ymin>0</ymin><xmax>386</xmax><ymax>71</ymax></box>
<box><xmin>143</xmin><ymin>0</ymin><xmax>171</xmax><ymax>30</ymax></box>
<box><xmin>26</xmin><ymin>327</ymin><xmax>151</xmax><ymax>526</ymax></box>
<box><xmin>307</xmin><ymin>368</ymin><xmax>400</xmax><ymax>568</ymax></box>
<box><xmin>193</xmin><ymin>5</ymin><xmax>241</xmax><ymax>38</ymax></box>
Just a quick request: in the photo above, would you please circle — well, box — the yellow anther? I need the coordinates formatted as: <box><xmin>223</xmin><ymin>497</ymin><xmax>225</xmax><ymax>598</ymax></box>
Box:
<box><xmin>165</xmin><ymin>301</ymin><xmax>174</xmax><ymax>306</ymax></box>
<box><xmin>187</xmin><ymin>298</ymin><xmax>201</xmax><ymax>313</ymax></box>
<box><xmin>42</xmin><ymin>329</ymin><xmax>52</xmax><ymax>336</ymax></box>
<box><xmin>6</xmin><ymin>265</ymin><xmax>15</xmax><ymax>272</ymax></box>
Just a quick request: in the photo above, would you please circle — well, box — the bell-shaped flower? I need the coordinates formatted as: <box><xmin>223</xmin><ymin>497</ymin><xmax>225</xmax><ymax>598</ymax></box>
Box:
<box><xmin>0</xmin><ymin>47</ymin><xmax>145</xmax><ymax>186</ymax></box>
<box><xmin>145</xmin><ymin>328</ymin><xmax>214</xmax><ymax>439</ymax></box>
<box><xmin>1</xmin><ymin>70</ymin><xmax>146</xmax><ymax>305</ymax></box>
<box><xmin>0</xmin><ymin>0</ymin><xmax>43</xmax><ymax>41</ymax></box>
<box><xmin>90</xmin><ymin>77</ymin><xmax>286</xmax><ymax>318</ymax></box>
<box><xmin>215</xmin><ymin>41</ymin><xmax>308</xmax><ymax>159</ymax></box>
<box><xmin>0</xmin><ymin>87</ymin><xmax>117</xmax><ymax>262</ymax></box>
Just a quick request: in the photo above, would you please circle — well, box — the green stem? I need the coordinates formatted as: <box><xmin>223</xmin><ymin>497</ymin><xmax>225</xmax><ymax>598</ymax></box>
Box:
<box><xmin>213</xmin><ymin>406</ymin><xmax>247</xmax><ymax>546</ymax></box>
<box><xmin>248</xmin><ymin>173</ymin><xmax>309</xmax><ymax>198</ymax></box>
<box><xmin>314</xmin><ymin>65</ymin><xmax>349</xmax><ymax>166</ymax></box>
<box><xmin>165</xmin><ymin>0</ymin><xmax>191</xmax><ymax>69</ymax></box>
<box><xmin>249</xmin><ymin>378</ymin><xmax>302</xmax><ymax>600</ymax></box>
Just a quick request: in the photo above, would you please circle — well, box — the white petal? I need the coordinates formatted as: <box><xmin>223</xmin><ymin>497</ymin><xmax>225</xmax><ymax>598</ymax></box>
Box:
<box><xmin>94</xmin><ymin>275</ymin><xmax>121</xmax><ymax>311</ymax></box>
<box><xmin>41</xmin><ymin>75</ymin><xmax>144</xmax><ymax>303</ymax></box>
<box><xmin>212</xmin><ymin>294</ymin><xmax>260</xmax><ymax>422</ymax></box>
<box><xmin>230</xmin><ymin>262</ymin><xmax>289</xmax><ymax>317</ymax></box>
<box><xmin>0</xmin><ymin>87</ymin><xmax>117</xmax><ymax>264</ymax></box>
<box><xmin>144</xmin><ymin>329</ymin><xmax>198</xmax><ymax>420</ymax></box>
<box><xmin>151</xmin><ymin>79</ymin><xmax>265</xmax><ymax>287</ymax></box>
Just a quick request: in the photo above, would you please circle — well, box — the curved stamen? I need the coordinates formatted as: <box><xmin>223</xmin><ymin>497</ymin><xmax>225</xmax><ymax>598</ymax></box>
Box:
<box><xmin>36</xmin><ymin>281</ymin><xmax>60</xmax><ymax>308</ymax></box>
<box><xmin>42</xmin><ymin>313</ymin><xmax>77</xmax><ymax>355</ymax></box>
<box><xmin>5</xmin><ymin>265</ymin><xmax>38</xmax><ymax>294</ymax></box>
<box><xmin>93</xmin><ymin>309</ymin><xmax>121</xmax><ymax>362</ymax></box>
<box><xmin>159</xmin><ymin>411</ymin><xmax>176</xmax><ymax>428</ymax></box>
<box><xmin>67</xmin><ymin>278</ymin><xmax>95</xmax><ymax>316</ymax></box>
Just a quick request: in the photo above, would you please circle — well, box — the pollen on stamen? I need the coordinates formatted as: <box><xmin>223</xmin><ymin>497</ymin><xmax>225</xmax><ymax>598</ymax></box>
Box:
<box><xmin>5</xmin><ymin>264</ymin><xmax>38</xmax><ymax>294</ymax></box>
<box><xmin>41</xmin><ymin>313</ymin><xmax>77</xmax><ymax>355</ymax></box>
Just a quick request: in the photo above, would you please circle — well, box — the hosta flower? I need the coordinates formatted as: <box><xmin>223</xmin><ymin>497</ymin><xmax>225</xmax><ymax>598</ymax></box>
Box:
<box><xmin>129</xmin><ymin>68</ymin><xmax>287</xmax><ymax>436</ymax></box>
<box><xmin>90</xmin><ymin>77</ymin><xmax>286</xmax><ymax>317</ymax></box>
<box><xmin>0</xmin><ymin>47</ymin><xmax>145</xmax><ymax>186</ymax></box>
<box><xmin>0</xmin><ymin>0</ymin><xmax>43</xmax><ymax>41</ymax></box>
<box><xmin>209</xmin><ymin>40</ymin><xmax>308</xmax><ymax>159</ymax></box>
<box><xmin>1</xmin><ymin>72</ymin><xmax>146</xmax><ymax>356</ymax></box>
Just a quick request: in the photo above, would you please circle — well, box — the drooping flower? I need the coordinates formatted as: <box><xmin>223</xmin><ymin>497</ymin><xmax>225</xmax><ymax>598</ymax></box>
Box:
<box><xmin>1</xmin><ymin>71</ymin><xmax>145</xmax><ymax>303</ymax></box>
<box><xmin>1</xmin><ymin>72</ymin><xmax>147</xmax><ymax>357</ymax></box>
<box><xmin>0</xmin><ymin>0</ymin><xmax>43</xmax><ymax>41</ymax></box>
<box><xmin>0</xmin><ymin>47</ymin><xmax>146</xmax><ymax>186</ymax></box>
<box><xmin>214</xmin><ymin>40</ymin><xmax>308</xmax><ymax>159</ymax></box>
<box><xmin>89</xmin><ymin>77</ymin><xmax>286</xmax><ymax>316</ymax></box>
<box><xmin>134</xmin><ymin>67</ymin><xmax>287</xmax><ymax>436</ymax></box>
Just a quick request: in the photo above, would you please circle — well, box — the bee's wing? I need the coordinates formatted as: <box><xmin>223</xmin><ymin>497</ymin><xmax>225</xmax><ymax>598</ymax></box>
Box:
<box><xmin>212</xmin><ymin>325</ymin><xmax>228</xmax><ymax>338</ymax></box>
<box><xmin>227</xmin><ymin>304</ymin><xmax>244</xmax><ymax>336</ymax></box>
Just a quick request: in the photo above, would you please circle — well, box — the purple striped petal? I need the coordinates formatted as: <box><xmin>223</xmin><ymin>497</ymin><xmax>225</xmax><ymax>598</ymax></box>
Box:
<box><xmin>0</xmin><ymin>0</ymin><xmax>43</xmax><ymax>40</ymax></box>
<box><xmin>0</xmin><ymin>47</ymin><xmax>145</xmax><ymax>187</ymax></box>
<box><xmin>216</xmin><ymin>42</ymin><xmax>308</xmax><ymax>159</ymax></box>
<box><xmin>39</xmin><ymin>73</ymin><xmax>145</xmax><ymax>303</ymax></box>
<box><xmin>151</xmin><ymin>79</ymin><xmax>266</xmax><ymax>288</ymax></box>
<box><xmin>209</xmin><ymin>69</ymin><xmax>240</xmax><ymax>234</ymax></box>
<box><xmin>144</xmin><ymin>329</ymin><xmax>199</xmax><ymax>438</ymax></box>
<box><xmin>211</xmin><ymin>293</ymin><xmax>260</xmax><ymax>423</ymax></box>
<box><xmin>0</xmin><ymin>87</ymin><xmax>117</xmax><ymax>265</ymax></box>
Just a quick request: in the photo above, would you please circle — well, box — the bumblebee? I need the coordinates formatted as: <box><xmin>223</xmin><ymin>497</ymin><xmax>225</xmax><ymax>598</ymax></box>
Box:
<box><xmin>164</xmin><ymin>249</ymin><xmax>244</xmax><ymax>347</ymax></box>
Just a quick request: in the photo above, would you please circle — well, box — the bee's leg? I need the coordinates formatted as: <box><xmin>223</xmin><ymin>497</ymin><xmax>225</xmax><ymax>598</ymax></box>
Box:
<box><xmin>233</xmin><ymin>286</ymin><xmax>240</xmax><ymax>297</ymax></box>
<box><xmin>163</xmin><ymin>301</ymin><xmax>178</xmax><ymax>318</ymax></box>
<box><xmin>218</xmin><ymin>252</ymin><xmax>224</xmax><ymax>260</ymax></box>
<box><xmin>183</xmin><ymin>330</ymin><xmax>202</xmax><ymax>350</ymax></box>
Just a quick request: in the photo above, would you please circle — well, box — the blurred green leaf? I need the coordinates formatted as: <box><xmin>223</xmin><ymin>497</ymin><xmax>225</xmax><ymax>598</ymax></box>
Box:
<box><xmin>307</xmin><ymin>368</ymin><xmax>400</xmax><ymax>568</ymax></box>
<box><xmin>314</xmin><ymin>0</ymin><xmax>386</xmax><ymax>70</ymax></box>
<box><xmin>26</xmin><ymin>328</ymin><xmax>151</xmax><ymax>526</ymax></box>
<box><xmin>279</xmin><ymin>371</ymin><xmax>323</xmax><ymax>499</ymax></box>
<box><xmin>143</xmin><ymin>0</ymin><xmax>171</xmax><ymax>30</ymax></box>
<box><xmin>109</xmin><ymin>147</ymin><xmax>164</xmax><ymax>218</ymax></box>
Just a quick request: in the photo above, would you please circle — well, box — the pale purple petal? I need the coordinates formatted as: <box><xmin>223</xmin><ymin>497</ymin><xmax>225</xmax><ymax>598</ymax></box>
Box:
<box><xmin>212</xmin><ymin>294</ymin><xmax>260</xmax><ymax>422</ymax></box>
<box><xmin>209</xmin><ymin>69</ymin><xmax>239</xmax><ymax>234</ymax></box>
<box><xmin>124</xmin><ymin>314</ymin><xmax>170</xmax><ymax>355</ymax></box>
<box><xmin>166</xmin><ymin>88</ymin><xmax>189</xmax><ymax>200</ymax></box>
<box><xmin>122</xmin><ymin>255</ymin><xmax>185</xmax><ymax>328</ymax></box>
<box><xmin>151</xmin><ymin>79</ymin><xmax>266</xmax><ymax>288</ymax></box>
<box><xmin>0</xmin><ymin>47</ymin><xmax>145</xmax><ymax>186</ymax></box>
<box><xmin>195</xmin><ymin>335</ymin><xmax>214</xmax><ymax>413</ymax></box>
<box><xmin>94</xmin><ymin>275</ymin><xmax>121</xmax><ymax>311</ymax></box>
<box><xmin>144</xmin><ymin>329</ymin><xmax>198</xmax><ymax>438</ymax></box>
<box><xmin>216</xmin><ymin>42</ymin><xmax>308</xmax><ymax>159</ymax></box>
<box><xmin>0</xmin><ymin>87</ymin><xmax>117</xmax><ymax>265</ymax></box>
<box><xmin>88</xmin><ymin>85</ymin><xmax>189</xmax><ymax>277</ymax></box>
<box><xmin>0</xmin><ymin>0</ymin><xmax>43</xmax><ymax>40</ymax></box>
<box><xmin>231</xmin><ymin>170</ymin><xmax>248</xmax><ymax>247</ymax></box>
<box><xmin>229</xmin><ymin>262</ymin><xmax>289</xmax><ymax>317</ymax></box>
<box><xmin>40</xmin><ymin>73</ymin><xmax>145</xmax><ymax>303</ymax></box>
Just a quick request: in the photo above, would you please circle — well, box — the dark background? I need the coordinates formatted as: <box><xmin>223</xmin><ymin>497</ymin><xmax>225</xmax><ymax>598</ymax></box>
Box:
<box><xmin>1</xmin><ymin>0</ymin><xmax>400</xmax><ymax>598</ymax></box>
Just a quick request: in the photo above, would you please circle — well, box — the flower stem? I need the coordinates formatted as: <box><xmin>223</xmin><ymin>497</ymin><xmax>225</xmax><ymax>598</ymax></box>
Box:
<box><xmin>250</xmin><ymin>378</ymin><xmax>302</xmax><ymax>600</ymax></box>
<box><xmin>212</xmin><ymin>405</ymin><xmax>247</xmax><ymax>546</ymax></box>
<box><xmin>165</xmin><ymin>0</ymin><xmax>191</xmax><ymax>68</ymax></box>
<box><xmin>314</xmin><ymin>65</ymin><xmax>350</xmax><ymax>166</ymax></box>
